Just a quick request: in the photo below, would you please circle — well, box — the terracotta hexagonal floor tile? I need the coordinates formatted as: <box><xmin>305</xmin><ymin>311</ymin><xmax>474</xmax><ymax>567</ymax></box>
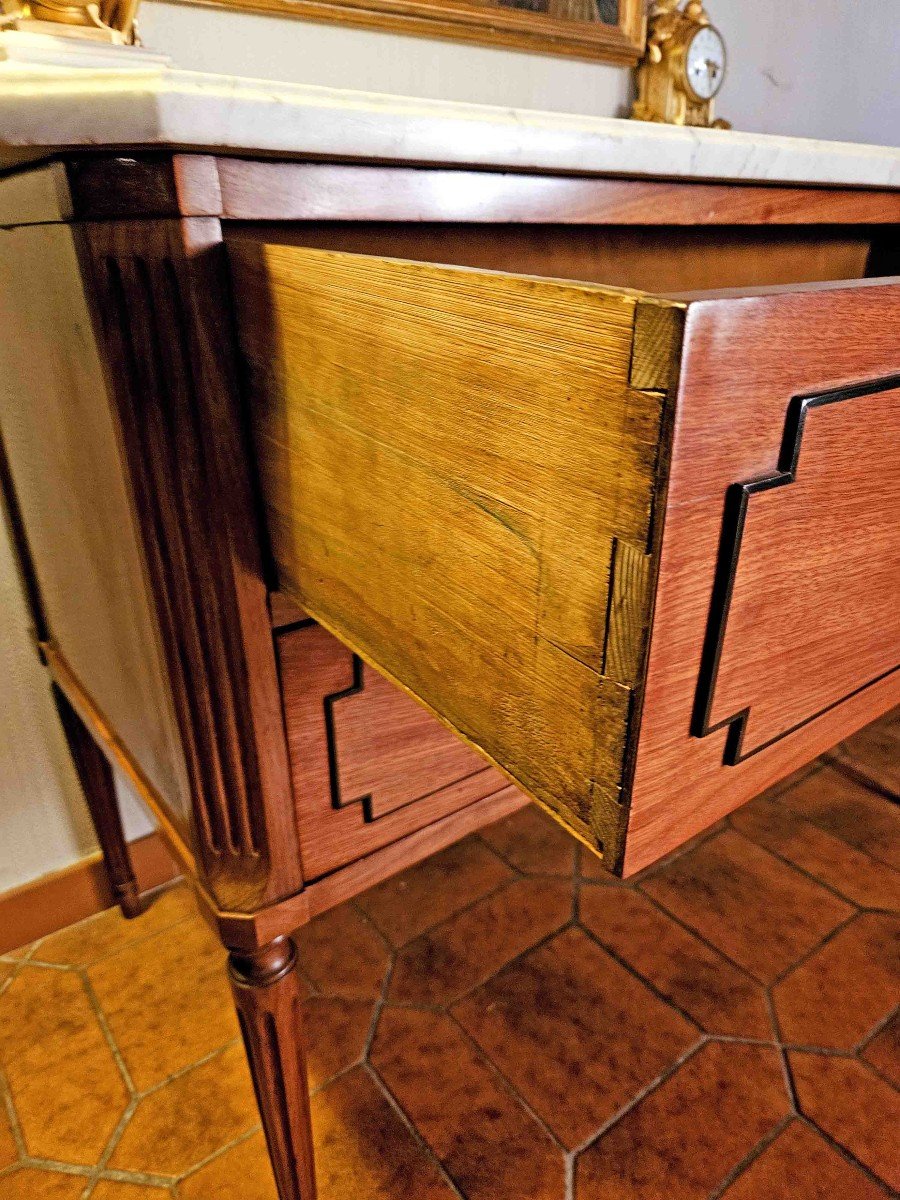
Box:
<box><xmin>35</xmin><ymin>886</ymin><xmax>197</xmax><ymax>968</ymax></box>
<box><xmin>179</xmin><ymin>1132</ymin><xmax>277</xmax><ymax>1200</ymax></box>
<box><xmin>109</xmin><ymin>1042</ymin><xmax>259</xmax><ymax>1178</ymax></box>
<box><xmin>0</xmin><ymin>1168</ymin><xmax>89</xmax><ymax>1198</ymax></box>
<box><xmin>0</xmin><ymin>961</ymin><xmax>17</xmax><ymax>988</ymax></box>
<box><xmin>0</xmin><ymin>966</ymin><xmax>129</xmax><ymax>1164</ymax></box>
<box><xmin>861</xmin><ymin>1010</ymin><xmax>899</xmax><ymax>1086</ymax></box>
<box><xmin>0</xmin><ymin>1090</ymin><xmax>18</xmax><ymax>1169</ymax></box>
<box><xmin>453</xmin><ymin>926</ymin><xmax>697</xmax><ymax>1148</ymax></box>
<box><xmin>312</xmin><ymin>1067</ymin><xmax>459</xmax><ymax>1199</ymax></box>
<box><xmin>575</xmin><ymin>1042</ymin><xmax>790</xmax><ymax>1200</ymax></box>
<box><xmin>91</xmin><ymin>1183</ymin><xmax>173</xmax><ymax>1197</ymax></box>
<box><xmin>479</xmin><ymin>805</ymin><xmax>578</xmax><ymax>877</ymax></box>
<box><xmin>388</xmin><ymin>876</ymin><xmax>572</xmax><ymax>1006</ymax></box>
<box><xmin>372</xmin><ymin>1006</ymin><xmax>563</xmax><ymax>1200</ymax></box>
<box><xmin>580</xmin><ymin>885</ymin><xmax>771</xmax><ymax>1038</ymax></box>
<box><xmin>721</xmin><ymin>1120</ymin><xmax>885</xmax><ymax>1200</ymax></box>
<box><xmin>296</xmin><ymin>904</ymin><xmax>390</xmax><ymax>1000</ymax></box>
<box><xmin>354</xmin><ymin>835</ymin><xmax>513</xmax><ymax>946</ymax></box>
<box><xmin>88</xmin><ymin>915</ymin><xmax>237</xmax><ymax>1092</ymax></box>
<box><xmin>778</xmin><ymin>766</ymin><xmax>900</xmax><ymax>870</ymax></box>
<box><xmin>303</xmin><ymin>996</ymin><xmax>374</xmax><ymax>1090</ymax></box>
<box><xmin>772</xmin><ymin>913</ymin><xmax>900</xmax><ymax>1049</ymax></box>
<box><xmin>731</xmin><ymin>794</ymin><xmax>900</xmax><ymax>909</ymax></box>
<box><xmin>788</xmin><ymin>1052</ymin><xmax>900</xmax><ymax>1190</ymax></box>
<box><xmin>641</xmin><ymin>829</ymin><xmax>853</xmax><ymax>983</ymax></box>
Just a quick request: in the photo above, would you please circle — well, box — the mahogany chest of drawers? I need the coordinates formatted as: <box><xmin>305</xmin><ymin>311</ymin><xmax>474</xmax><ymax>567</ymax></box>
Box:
<box><xmin>1</xmin><ymin>145</ymin><xmax>897</xmax><ymax>1200</ymax></box>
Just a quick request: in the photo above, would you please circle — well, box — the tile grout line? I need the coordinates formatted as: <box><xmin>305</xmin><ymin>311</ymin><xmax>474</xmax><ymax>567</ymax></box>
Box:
<box><xmin>4</xmin><ymin>796</ymin><xmax>896</xmax><ymax>1199</ymax></box>
<box><xmin>767</xmin><ymin>908</ymin><xmax>862</xmax><ymax>990</ymax></box>
<box><xmin>360</xmin><ymin>939</ymin><xmax>468</xmax><ymax>1200</ymax></box>
<box><xmin>469</xmin><ymin>830</ymin><xmax>530</xmax><ymax>880</ymax></box>
<box><xmin>365</xmin><ymin>872</ymin><xmax>527</xmax><ymax>956</ymax></box>
<box><xmin>725</xmin><ymin>821</ymin><xmax>888</xmax><ymax>911</ymax></box>
<box><xmin>633</xmin><ymin>884</ymin><xmax>769</xmax><ymax>983</ymax></box>
<box><xmin>362</xmin><ymin>1060</ymin><xmax>467</xmax><ymax>1200</ymax></box>
<box><xmin>444</xmin><ymin>1008</ymin><xmax>569</xmax><ymax>1154</ymax></box>
<box><xmin>825</xmin><ymin>757</ymin><xmax>900</xmax><ymax>805</ymax></box>
<box><xmin>575</xmin><ymin>917</ymin><xmax>707</xmax><ymax>1036</ymax></box>
<box><xmin>134</xmin><ymin>1037</ymin><xmax>245</xmax><ymax>1101</ymax></box>
<box><xmin>853</xmin><ymin>1002</ymin><xmax>899</xmax><ymax>1054</ymax></box>
<box><xmin>570</xmin><ymin>1036</ymin><xmax>709</xmax><ymax>1158</ymax></box>
<box><xmin>438</xmin><ymin>917</ymin><xmax>578</xmax><ymax>1013</ymax></box>
<box><xmin>795</xmin><ymin>1113</ymin><xmax>898</xmax><ymax>1196</ymax></box>
<box><xmin>78</xmin><ymin>966</ymin><xmax>138</xmax><ymax>1096</ymax></box>
<box><xmin>0</xmin><ymin>1070</ymin><xmax>28</xmax><ymax>1164</ymax></box>
<box><xmin>349</xmin><ymin>833</ymin><xmax>531</xmax><ymax>952</ymax></box>
<box><xmin>174</xmin><ymin>1122</ymin><xmax>263</xmax><ymax>1188</ymax></box>
<box><xmin>620</xmin><ymin>820</ymin><xmax>728</xmax><ymax>886</ymax></box>
<box><xmin>26</xmin><ymin>910</ymin><xmax>202</xmax><ymax>973</ymax></box>
<box><xmin>703</xmin><ymin>828</ymin><xmax>867</xmax><ymax>974</ymax></box>
<box><xmin>706</xmin><ymin>1114</ymin><xmax>795</xmax><ymax>1200</ymax></box>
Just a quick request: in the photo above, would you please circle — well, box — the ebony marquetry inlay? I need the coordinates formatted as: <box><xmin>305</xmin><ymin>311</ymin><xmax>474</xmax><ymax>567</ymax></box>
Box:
<box><xmin>694</xmin><ymin>374</ymin><xmax>900</xmax><ymax>765</ymax></box>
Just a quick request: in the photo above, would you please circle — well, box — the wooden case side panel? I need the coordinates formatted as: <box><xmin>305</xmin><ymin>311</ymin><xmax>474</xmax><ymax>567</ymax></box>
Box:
<box><xmin>78</xmin><ymin>218</ymin><xmax>302</xmax><ymax>911</ymax></box>
<box><xmin>230</xmin><ymin>240</ymin><xmax>678</xmax><ymax>863</ymax></box>
<box><xmin>0</xmin><ymin>221</ymin><xmax>193</xmax><ymax>836</ymax></box>
<box><xmin>627</xmin><ymin>280</ymin><xmax>900</xmax><ymax>874</ymax></box>
<box><xmin>278</xmin><ymin>621</ymin><xmax>520</xmax><ymax>878</ymax></box>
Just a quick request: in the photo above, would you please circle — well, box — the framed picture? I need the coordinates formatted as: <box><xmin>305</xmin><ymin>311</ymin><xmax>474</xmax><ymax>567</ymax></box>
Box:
<box><xmin>190</xmin><ymin>0</ymin><xmax>646</xmax><ymax>64</ymax></box>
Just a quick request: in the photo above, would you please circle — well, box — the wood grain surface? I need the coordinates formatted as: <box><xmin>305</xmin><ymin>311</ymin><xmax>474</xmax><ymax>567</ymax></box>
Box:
<box><xmin>239</xmin><ymin>222</ymin><xmax>874</xmax><ymax>296</ymax></box>
<box><xmin>230</xmin><ymin>238</ymin><xmax>681</xmax><ymax>864</ymax></box>
<box><xmin>277</xmin><ymin>622</ymin><xmax>516</xmax><ymax>878</ymax></box>
<box><xmin>228</xmin><ymin>937</ymin><xmax>318</xmax><ymax>1200</ymax></box>
<box><xmin>79</xmin><ymin>219</ymin><xmax>303</xmax><ymax>911</ymax></box>
<box><xmin>214</xmin><ymin>161</ymin><xmax>900</xmax><ymax>226</ymax></box>
<box><xmin>627</xmin><ymin>279</ymin><xmax>900</xmax><ymax>873</ymax></box>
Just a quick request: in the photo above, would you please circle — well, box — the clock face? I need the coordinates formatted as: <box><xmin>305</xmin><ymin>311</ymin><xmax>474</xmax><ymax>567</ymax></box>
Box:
<box><xmin>685</xmin><ymin>24</ymin><xmax>727</xmax><ymax>100</ymax></box>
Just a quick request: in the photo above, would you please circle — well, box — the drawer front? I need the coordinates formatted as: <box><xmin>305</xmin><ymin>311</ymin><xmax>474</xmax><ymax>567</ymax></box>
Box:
<box><xmin>627</xmin><ymin>282</ymin><xmax>900</xmax><ymax>872</ymax></box>
<box><xmin>231</xmin><ymin>236</ymin><xmax>900</xmax><ymax>874</ymax></box>
<box><xmin>277</xmin><ymin>621</ymin><xmax>514</xmax><ymax>877</ymax></box>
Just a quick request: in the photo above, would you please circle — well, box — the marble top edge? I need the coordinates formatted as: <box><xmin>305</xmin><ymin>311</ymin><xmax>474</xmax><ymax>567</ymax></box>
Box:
<box><xmin>1</xmin><ymin>65</ymin><xmax>898</xmax><ymax>186</ymax></box>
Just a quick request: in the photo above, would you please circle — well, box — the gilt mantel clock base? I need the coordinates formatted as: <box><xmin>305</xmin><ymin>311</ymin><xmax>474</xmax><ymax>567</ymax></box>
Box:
<box><xmin>1</xmin><ymin>114</ymin><xmax>898</xmax><ymax>1200</ymax></box>
<box><xmin>632</xmin><ymin>0</ymin><xmax>731</xmax><ymax>128</ymax></box>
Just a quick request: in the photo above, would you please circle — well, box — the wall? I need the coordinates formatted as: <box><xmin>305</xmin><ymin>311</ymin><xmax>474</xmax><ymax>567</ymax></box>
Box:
<box><xmin>1</xmin><ymin>0</ymin><xmax>897</xmax><ymax>894</ymax></box>
<box><xmin>139</xmin><ymin>0</ymin><xmax>900</xmax><ymax>144</ymax></box>
<box><xmin>0</xmin><ymin>512</ymin><xmax>152</xmax><ymax>893</ymax></box>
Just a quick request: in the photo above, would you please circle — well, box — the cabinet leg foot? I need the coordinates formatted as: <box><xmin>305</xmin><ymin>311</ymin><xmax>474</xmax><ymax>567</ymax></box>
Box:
<box><xmin>53</xmin><ymin>685</ymin><xmax>143</xmax><ymax>919</ymax></box>
<box><xmin>229</xmin><ymin>937</ymin><xmax>317</xmax><ymax>1200</ymax></box>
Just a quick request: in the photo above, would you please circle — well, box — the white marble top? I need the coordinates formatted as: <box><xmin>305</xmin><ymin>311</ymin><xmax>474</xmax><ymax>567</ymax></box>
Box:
<box><xmin>1</xmin><ymin>50</ymin><xmax>898</xmax><ymax>186</ymax></box>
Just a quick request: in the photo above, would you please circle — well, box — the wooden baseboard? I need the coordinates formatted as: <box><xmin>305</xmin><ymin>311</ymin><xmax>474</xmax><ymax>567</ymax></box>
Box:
<box><xmin>0</xmin><ymin>831</ymin><xmax>180</xmax><ymax>955</ymax></box>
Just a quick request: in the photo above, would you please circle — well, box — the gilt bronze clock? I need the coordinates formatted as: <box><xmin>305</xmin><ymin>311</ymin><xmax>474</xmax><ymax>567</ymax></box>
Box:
<box><xmin>632</xmin><ymin>0</ymin><xmax>730</xmax><ymax>129</ymax></box>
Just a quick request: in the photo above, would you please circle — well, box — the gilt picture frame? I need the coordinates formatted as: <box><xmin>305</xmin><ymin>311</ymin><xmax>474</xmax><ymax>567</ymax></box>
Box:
<box><xmin>183</xmin><ymin>0</ymin><xmax>646</xmax><ymax>64</ymax></box>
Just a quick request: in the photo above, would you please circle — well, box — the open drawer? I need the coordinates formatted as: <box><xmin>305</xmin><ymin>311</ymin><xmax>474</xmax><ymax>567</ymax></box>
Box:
<box><xmin>229</xmin><ymin>240</ymin><xmax>900</xmax><ymax>875</ymax></box>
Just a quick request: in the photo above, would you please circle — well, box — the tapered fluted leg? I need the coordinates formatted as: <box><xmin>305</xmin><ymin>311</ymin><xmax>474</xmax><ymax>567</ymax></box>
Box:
<box><xmin>53</xmin><ymin>685</ymin><xmax>143</xmax><ymax>918</ymax></box>
<box><xmin>229</xmin><ymin>937</ymin><xmax>317</xmax><ymax>1200</ymax></box>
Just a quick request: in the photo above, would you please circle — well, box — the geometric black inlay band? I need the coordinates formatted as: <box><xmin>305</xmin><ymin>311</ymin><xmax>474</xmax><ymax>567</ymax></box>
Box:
<box><xmin>323</xmin><ymin>654</ymin><xmax>375</xmax><ymax>818</ymax></box>
<box><xmin>692</xmin><ymin>371</ymin><xmax>900</xmax><ymax>766</ymax></box>
<box><xmin>323</xmin><ymin>654</ymin><xmax>489</xmax><ymax>822</ymax></box>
